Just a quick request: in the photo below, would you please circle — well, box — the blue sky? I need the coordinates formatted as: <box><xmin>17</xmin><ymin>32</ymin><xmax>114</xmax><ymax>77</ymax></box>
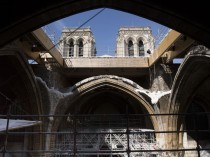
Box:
<box><xmin>45</xmin><ymin>8</ymin><xmax>169</xmax><ymax>56</ymax></box>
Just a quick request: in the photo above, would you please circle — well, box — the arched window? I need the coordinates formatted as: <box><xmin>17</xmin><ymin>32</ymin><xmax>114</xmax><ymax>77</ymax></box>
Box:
<box><xmin>69</xmin><ymin>41</ymin><xmax>74</xmax><ymax>57</ymax></box>
<box><xmin>128</xmin><ymin>40</ymin><xmax>134</xmax><ymax>56</ymax></box>
<box><xmin>78</xmin><ymin>40</ymin><xmax>83</xmax><ymax>57</ymax></box>
<box><xmin>139</xmin><ymin>40</ymin><xmax>144</xmax><ymax>56</ymax></box>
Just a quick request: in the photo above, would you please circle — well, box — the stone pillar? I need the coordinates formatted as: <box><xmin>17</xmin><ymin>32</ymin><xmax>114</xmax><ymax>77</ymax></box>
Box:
<box><xmin>125</xmin><ymin>43</ymin><xmax>128</xmax><ymax>57</ymax></box>
<box><xmin>84</xmin><ymin>42</ymin><xmax>90</xmax><ymax>57</ymax></box>
<box><xmin>134</xmin><ymin>42</ymin><xmax>138</xmax><ymax>57</ymax></box>
<box><xmin>117</xmin><ymin>43</ymin><xmax>123</xmax><ymax>57</ymax></box>
<box><xmin>74</xmin><ymin>44</ymin><xmax>78</xmax><ymax>57</ymax></box>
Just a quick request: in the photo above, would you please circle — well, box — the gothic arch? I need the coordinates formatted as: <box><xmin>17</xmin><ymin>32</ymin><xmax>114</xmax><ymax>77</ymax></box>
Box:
<box><xmin>68</xmin><ymin>38</ymin><xmax>74</xmax><ymax>57</ymax></box>
<box><xmin>49</xmin><ymin>76</ymin><xmax>164</xmax><ymax>151</ymax></box>
<box><xmin>137</xmin><ymin>37</ymin><xmax>146</xmax><ymax>56</ymax></box>
<box><xmin>168</xmin><ymin>48</ymin><xmax>210</xmax><ymax>148</ymax></box>
<box><xmin>52</xmin><ymin>75</ymin><xmax>159</xmax><ymax>132</ymax></box>
<box><xmin>65</xmin><ymin>36</ymin><xmax>76</xmax><ymax>44</ymax></box>
<box><xmin>63</xmin><ymin>38</ymin><xmax>76</xmax><ymax>57</ymax></box>
<box><xmin>75</xmin><ymin>37</ymin><xmax>85</xmax><ymax>44</ymax></box>
<box><xmin>0</xmin><ymin>50</ymin><xmax>44</xmax><ymax>151</ymax></box>
<box><xmin>125</xmin><ymin>36</ymin><xmax>136</xmax><ymax>44</ymax></box>
<box><xmin>77</xmin><ymin>38</ymin><xmax>84</xmax><ymax>56</ymax></box>
<box><xmin>67</xmin><ymin>38</ymin><xmax>75</xmax><ymax>44</ymax></box>
<box><xmin>125</xmin><ymin>37</ymin><xmax>135</xmax><ymax>56</ymax></box>
<box><xmin>137</xmin><ymin>36</ymin><xmax>146</xmax><ymax>43</ymax></box>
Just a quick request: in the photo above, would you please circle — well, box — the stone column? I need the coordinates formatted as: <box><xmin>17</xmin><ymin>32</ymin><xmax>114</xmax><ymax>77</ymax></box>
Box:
<box><xmin>74</xmin><ymin>44</ymin><xmax>78</xmax><ymax>57</ymax></box>
<box><xmin>134</xmin><ymin>42</ymin><xmax>138</xmax><ymax>57</ymax></box>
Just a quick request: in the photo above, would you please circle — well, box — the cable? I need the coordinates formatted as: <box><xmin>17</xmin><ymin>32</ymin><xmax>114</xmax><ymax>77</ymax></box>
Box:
<box><xmin>0</xmin><ymin>91</ymin><xmax>33</xmax><ymax>118</ymax></box>
<box><xmin>31</xmin><ymin>8</ymin><xmax>106</xmax><ymax>65</ymax></box>
<box><xmin>154</xmin><ymin>26</ymin><xmax>169</xmax><ymax>47</ymax></box>
<box><xmin>0</xmin><ymin>91</ymin><xmax>14</xmax><ymax>104</ymax></box>
<box><xmin>49</xmin><ymin>8</ymin><xmax>105</xmax><ymax>52</ymax></box>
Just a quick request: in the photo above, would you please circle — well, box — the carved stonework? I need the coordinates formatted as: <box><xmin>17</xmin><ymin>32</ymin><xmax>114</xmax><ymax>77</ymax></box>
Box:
<box><xmin>116</xmin><ymin>27</ymin><xmax>155</xmax><ymax>57</ymax></box>
<box><xmin>59</xmin><ymin>27</ymin><xmax>96</xmax><ymax>57</ymax></box>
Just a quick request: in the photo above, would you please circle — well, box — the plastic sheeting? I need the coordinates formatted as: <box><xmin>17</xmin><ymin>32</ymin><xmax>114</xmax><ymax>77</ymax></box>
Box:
<box><xmin>0</xmin><ymin>119</ymin><xmax>41</xmax><ymax>131</ymax></box>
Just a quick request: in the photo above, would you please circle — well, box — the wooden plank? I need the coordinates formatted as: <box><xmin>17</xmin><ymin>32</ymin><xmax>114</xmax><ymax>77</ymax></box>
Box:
<box><xmin>149</xmin><ymin>30</ymin><xmax>181</xmax><ymax>66</ymax></box>
<box><xmin>32</xmin><ymin>28</ymin><xmax>65</xmax><ymax>66</ymax></box>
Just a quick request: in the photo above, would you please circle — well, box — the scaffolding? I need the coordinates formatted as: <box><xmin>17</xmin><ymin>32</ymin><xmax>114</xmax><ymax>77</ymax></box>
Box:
<box><xmin>54</xmin><ymin>128</ymin><xmax>160</xmax><ymax>157</ymax></box>
<box><xmin>1</xmin><ymin>113</ymin><xmax>210</xmax><ymax>157</ymax></box>
<box><xmin>53</xmin><ymin>115</ymin><xmax>161</xmax><ymax>157</ymax></box>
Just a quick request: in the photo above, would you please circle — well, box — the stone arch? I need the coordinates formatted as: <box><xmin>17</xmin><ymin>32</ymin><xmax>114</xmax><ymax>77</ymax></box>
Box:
<box><xmin>125</xmin><ymin>37</ymin><xmax>135</xmax><ymax>56</ymax></box>
<box><xmin>168</xmin><ymin>48</ymin><xmax>210</xmax><ymax>149</ymax></box>
<box><xmin>16</xmin><ymin>52</ymin><xmax>44</xmax><ymax>151</ymax></box>
<box><xmin>66</xmin><ymin>37</ymin><xmax>76</xmax><ymax>44</ymax></box>
<box><xmin>0</xmin><ymin>49</ymin><xmax>44</xmax><ymax>152</ymax></box>
<box><xmin>128</xmin><ymin>40</ymin><xmax>134</xmax><ymax>56</ymax></box>
<box><xmin>62</xmin><ymin>37</ymin><xmax>76</xmax><ymax>57</ymax></box>
<box><xmin>175</xmin><ymin>97</ymin><xmax>210</xmax><ymax>153</ymax></box>
<box><xmin>77</xmin><ymin>38</ymin><xmax>84</xmax><ymax>56</ymax></box>
<box><xmin>67</xmin><ymin>38</ymin><xmax>74</xmax><ymax>57</ymax></box>
<box><xmin>75</xmin><ymin>37</ymin><xmax>85</xmax><ymax>44</ymax></box>
<box><xmin>137</xmin><ymin>37</ymin><xmax>146</xmax><ymax>56</ymax></box>
<box><xmin>125</xmin><ymin>36</ymin><xmax>135</xmax><ymax>44</ymax></box>
<box><xmin>137</xmin><ymin>36</ymin><xmax>146</xmax><ymax>43</ymax></box>
<box><xmin>49</xmin><ymin>75</ymin><xmax>165</xmax><ymax>151</ymax></box>
<box><xmin>51</xmin><ymin>75</ymin><xmax>161</xmax><ymax>131</ymax></box>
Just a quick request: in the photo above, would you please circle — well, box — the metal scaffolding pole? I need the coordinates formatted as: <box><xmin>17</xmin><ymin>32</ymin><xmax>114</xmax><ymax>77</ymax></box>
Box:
<box><xmin>3</xmin><ymin>101</ymin><xmax>11</xmax><ymax>157</ymax></box>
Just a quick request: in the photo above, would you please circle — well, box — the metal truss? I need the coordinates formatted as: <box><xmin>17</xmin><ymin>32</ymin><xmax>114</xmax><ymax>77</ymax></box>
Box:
<box><xmin>54</xmin><ymin>128</ymin><xmax>161</xmax><ymax>157</ymax></box>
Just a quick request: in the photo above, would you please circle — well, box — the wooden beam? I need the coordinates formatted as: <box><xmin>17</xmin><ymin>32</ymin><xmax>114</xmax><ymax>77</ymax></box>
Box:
<box><xmin>31</xmin><ymin>28</ymin><xmax>65</xmax><ymax>66</ymax></box>
<box><xmin>64</xmin><ymin>57</ymin><xmax>149</xmax><ymax>68</ymax></box>
<box><xmin>15</xmin><ymin>40</ymin><xmax>42</xmax><ymax>64</ymax></box>
<box><xmin>148</xmin><ymin>30</ymin><xmax>181</xmax><ymax>66</ymax></box>
<box><xmin>164</xmin><ymin>37</ymin><xmax>194</xmax><ymax>63</ymax></box>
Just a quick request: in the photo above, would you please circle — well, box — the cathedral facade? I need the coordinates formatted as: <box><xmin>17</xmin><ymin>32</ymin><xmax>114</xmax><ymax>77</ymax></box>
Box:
<box><xmin>59</xmin><ymin>26</ymin><xmax>155</xmax><ymax>57</ymax></box>
<box><xmin>59</xmin><ymin>27</ymin><xmax>96</xmax><ymax>57</ymax></box>
<box><xmin>116</xmin><ymin>27</ymin><xmax>155</xmax><ymax>57</ymax></box>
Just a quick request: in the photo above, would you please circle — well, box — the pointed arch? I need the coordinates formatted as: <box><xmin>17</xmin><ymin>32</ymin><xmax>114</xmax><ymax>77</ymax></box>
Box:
<box><xmin>48</xmin><ymin>75</ymin><xmax>167</xmax><ymax>152</ymax></box>
<box><xmin>138</xmin><ymin>40</ymin><xmax>144</xmax><ymax>56</ymax></box>
<box><xmin>68</xmin><ymin>38</ymin><xmax>74</xmax><ymax>57</ymax></box>
<box><xmin>52</xmin><ymin>75</ymin><xmax>159</xmax><ymax>131</ymax></box>
<box><xmin>78</xmin><ymin>38</ymin><xmax>84</xmax><ymax>57</ymax></box>
<box><xmin>168</xmin><ymin>49</ymin><xmax>210</xmax><ymax>149</ymax></box>
<box><xmin>128</xmin><ymin>40</ymin><xmax>134</xmax><ymax>56</ymax></box>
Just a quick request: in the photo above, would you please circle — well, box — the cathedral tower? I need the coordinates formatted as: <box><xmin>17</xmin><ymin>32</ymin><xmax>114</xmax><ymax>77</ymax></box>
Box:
<box><xmin>59</xmin><ymin>27</ymin><xmax>96</xmax><ymax>57</ymax></box>
<box><xmin>116</xmin><ymin>27</ymin><xmax>154</xmax><ymax>57</ymax></box>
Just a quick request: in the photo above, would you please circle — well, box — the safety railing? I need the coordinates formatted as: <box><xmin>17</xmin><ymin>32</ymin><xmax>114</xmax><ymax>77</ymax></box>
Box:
<box><xmin>0</xmin><ymin>113</ymin><xmax>210</xmax><ymax>157</ymax></box>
